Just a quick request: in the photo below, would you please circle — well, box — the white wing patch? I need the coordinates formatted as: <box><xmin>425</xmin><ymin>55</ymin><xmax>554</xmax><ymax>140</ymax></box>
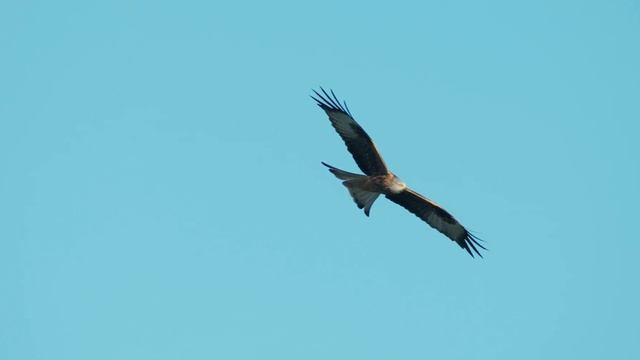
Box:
<box><xmin>328</xmin><ymin>111</ymin><xmax>360</xmax><ymax>139</ymax></box>
<box><xmin>427</xmin><ymin>212</ymin><xmax>465</xmax><ymax>240</ymax></box>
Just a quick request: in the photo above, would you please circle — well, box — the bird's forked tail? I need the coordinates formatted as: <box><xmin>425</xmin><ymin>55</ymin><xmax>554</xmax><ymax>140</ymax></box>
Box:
<box><xmin>321</xmin><ymin>162</ymin><xmax>380</xmax><ymax>216</ymax></box>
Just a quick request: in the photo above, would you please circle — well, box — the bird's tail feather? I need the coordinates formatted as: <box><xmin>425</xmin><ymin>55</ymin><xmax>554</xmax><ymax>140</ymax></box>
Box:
<box><xmin>321</xmin><ymin>162</ymin><xmax>364</xmax><ymax>180</ymax></box>
<box><xmin>344</xmin><ymin>182</ymin><xmax>380</xmax><ymax>216</ymax></box>
<box><xmin>322</xmin><ymin>162</ymin><xmax>379</xmax><ymax>216</ymax></box>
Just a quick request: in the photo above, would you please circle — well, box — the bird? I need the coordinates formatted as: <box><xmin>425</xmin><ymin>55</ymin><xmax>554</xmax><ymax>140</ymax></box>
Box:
<box><xmin>312</xmin><ymin>87</ymin><xmax>486</xmax><ymax>257</ymax></box>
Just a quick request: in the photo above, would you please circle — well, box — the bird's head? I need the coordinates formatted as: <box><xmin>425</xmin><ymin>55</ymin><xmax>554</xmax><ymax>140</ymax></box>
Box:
<box><xmin>389</xmin><ymin>174</ymin><xmax>407</xmax><ymax>193</ymax></box>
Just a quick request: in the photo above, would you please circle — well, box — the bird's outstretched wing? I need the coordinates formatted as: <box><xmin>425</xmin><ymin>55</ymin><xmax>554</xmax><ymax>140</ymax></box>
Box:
<box><xmin>386</xmin><ymin>188</ymin><xmax>486</xmax><ymax>257</ymax></box>
<box><xmin>311</xmin><ymin>88</ymin><xmax>389</xmax><ymax>176</ymax></box>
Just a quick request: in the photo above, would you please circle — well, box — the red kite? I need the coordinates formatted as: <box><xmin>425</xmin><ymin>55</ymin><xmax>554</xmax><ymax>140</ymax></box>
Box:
<box><xmin>313</xmin><ymin>88</ymin><xmax>485</xmax><ymax>257</ymax></box>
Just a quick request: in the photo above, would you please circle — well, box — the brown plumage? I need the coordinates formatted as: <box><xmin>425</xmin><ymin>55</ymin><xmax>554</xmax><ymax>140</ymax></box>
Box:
<box><xmin>313</xmin><ymin>87</ymin><xmax>486</xmax><ymax>257</ymax></box>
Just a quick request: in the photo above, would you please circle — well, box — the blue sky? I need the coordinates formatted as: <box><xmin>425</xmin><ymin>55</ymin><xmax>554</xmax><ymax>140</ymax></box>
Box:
<box><xmin>2</xmin><ymin>1</ymin><xmax>639</xmax><ymax>359</ymax></box>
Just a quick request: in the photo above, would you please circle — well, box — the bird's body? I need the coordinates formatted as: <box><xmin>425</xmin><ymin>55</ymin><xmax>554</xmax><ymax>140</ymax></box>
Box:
<box><xmin>344</xmin><ymin>173</ymin><xmax>406</xmax><ymax>195</ymax></box>
<box><xmin>312</xmin><ymin>87</ymin><xmax>486</xmax><ymax>257</ymax></box>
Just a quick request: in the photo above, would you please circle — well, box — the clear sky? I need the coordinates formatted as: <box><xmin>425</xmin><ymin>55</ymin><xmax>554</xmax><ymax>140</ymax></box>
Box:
<box><xmin>2</xmin><ymin>1</ymin><xmax>639</xmax><ymax>359</ymax></box>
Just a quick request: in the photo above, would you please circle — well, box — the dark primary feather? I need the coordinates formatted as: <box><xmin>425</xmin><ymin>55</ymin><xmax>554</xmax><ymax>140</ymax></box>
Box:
<box><xmin>386</xmin><ymin>189</ymin><xmax>486</xmax><ymax>257</ymax></box>
<box><xmin>311</xmin><ymin>88</ymin><xmax>389</xmax><ymax>176</ymax></box>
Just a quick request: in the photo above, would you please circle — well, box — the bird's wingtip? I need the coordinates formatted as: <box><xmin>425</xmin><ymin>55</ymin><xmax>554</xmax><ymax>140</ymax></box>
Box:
<box><xmin>461</xmin><ymin>232</ymin><xmax>487</xmax><ymax>258</ymax></box>
<box><xmin>311</xmin><ymin>87</ymin><xmax>352</xmax><ymax>116</ymax></box>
